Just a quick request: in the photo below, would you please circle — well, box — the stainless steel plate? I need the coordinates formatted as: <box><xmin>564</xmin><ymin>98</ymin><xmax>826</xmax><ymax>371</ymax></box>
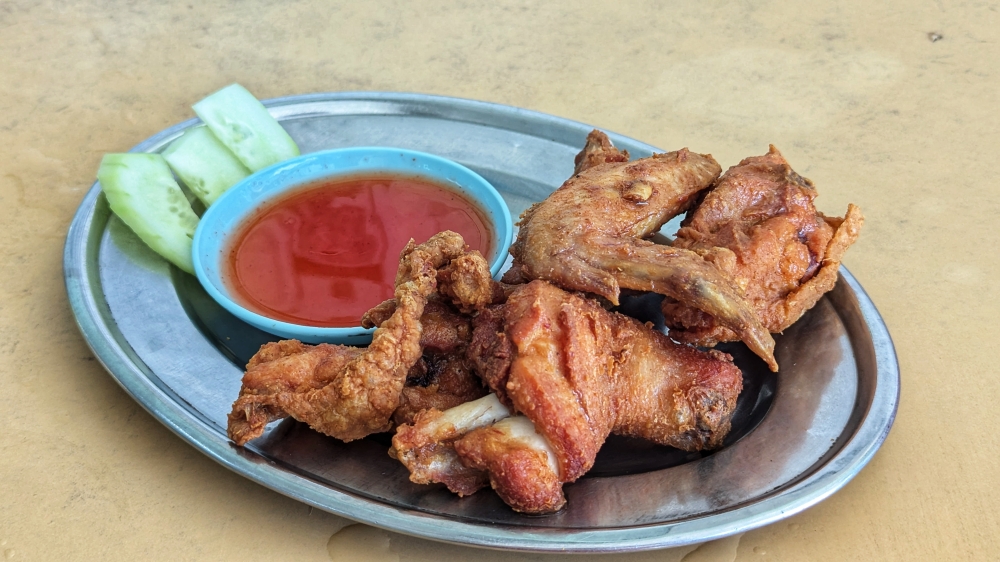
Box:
<box><xmin>63</xmin><ymin>92</ymin><xmax>899</xmax><ymax>553</ymax></box>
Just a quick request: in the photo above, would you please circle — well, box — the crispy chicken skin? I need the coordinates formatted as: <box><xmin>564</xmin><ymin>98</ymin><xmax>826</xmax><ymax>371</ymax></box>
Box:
<box><xmin>390</xmin><ymin>394</ymin><xmax>510</xmax><ymax>496</ymax></box>
<box><xmin>395</xmin><ymin>279</ymin><xmax>743</xmax><ymax>513</ymax></box>
<box><xmin>665</xmin><ymin>146</ymin><xmax>864</xmax><ymax>345</ymax></box>
<box><xmin>510</xmin><ymin>131</ymin><xmax>777</xmax><ymax>371</ymax></box>
<box><xmin>453</xmin><ymin>416</ymin><xmax>564</xmax><ymax>513</ymax></box>
<box><xmin>498</xmin><ymin>280</ymin><xmax>742</xmax><ymax>454</ymax></box>
<box><xmin>495</xmin><ymin>282</ymin><xmax>616</xmax><ymax>484</ymax></box>
<box><xmin>362</xmin><ymin>288</ymin><xmax>490</xmax><ymax>427</ymax></box>
<box><xmin>365</xmin><ymin>251</ymin><xmax>509</xmax><ymax>323</ymax></box>
<box><xmin>573</xmin><ymin>129</ymin><xmax>630</xmax><ymax>175</ymax></box>
<box><xmin>364</xmin><ymin>296</ymin><xmax>471</xmax><ymax>354</ymax></box>
<box><xmin>612</xmin><ymin>321</ymin><xmax>742</xmax><ymax>451</ymax></box>
<box><xmin>227</xmin><ymin>341</ymin><xmax>362</xmax><ymax>445</ymax></box>
<box><xmin>227</xmin><ymin>231</ymin><xmax>467</xmax><ymax>444</ymax></box>
<box><xmin>393</xmin><ymin>339</ymin><xmax>487</xmax><ymax>426</ymax></box>
<box><xmin>436</xmin><ymin>251</ymin><xmax>507</xmax><ymax>311</ymax></box>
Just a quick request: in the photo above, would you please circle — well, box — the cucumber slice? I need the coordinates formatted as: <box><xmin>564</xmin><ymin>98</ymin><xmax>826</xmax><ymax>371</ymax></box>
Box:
<box><xmin>97</xmin><ymin>153</ymin><xmax>199</xmax><ymax>274</ymax></box>
<box><xmin>162</xmin><ymin>125</ymin><xmax>251</xmax><ymax>206</ymax></box>
<box><xmin>192</xmin><ymin>84</ymin><xmax>299</xmax><ymax>172</ymax></box>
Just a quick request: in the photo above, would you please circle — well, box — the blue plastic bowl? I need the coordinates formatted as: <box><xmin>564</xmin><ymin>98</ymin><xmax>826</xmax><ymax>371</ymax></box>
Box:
<box><xmin>192</xmin><ymin>147</ymin><xmax>513</xmax><ymax>344</ymax></box>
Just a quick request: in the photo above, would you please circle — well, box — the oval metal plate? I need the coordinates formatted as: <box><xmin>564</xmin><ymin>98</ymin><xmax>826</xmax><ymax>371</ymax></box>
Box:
<box><xmin>63</xmin><ymin>92</ymin><xmax>899</xmax><ymax>553</ymax></box>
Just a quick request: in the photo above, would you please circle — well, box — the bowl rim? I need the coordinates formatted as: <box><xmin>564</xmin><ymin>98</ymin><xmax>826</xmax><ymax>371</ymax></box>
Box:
<box><xmin>191</xmin><ymin>146</ymin><xmax>514</xmax><ymax>341</ymax></box>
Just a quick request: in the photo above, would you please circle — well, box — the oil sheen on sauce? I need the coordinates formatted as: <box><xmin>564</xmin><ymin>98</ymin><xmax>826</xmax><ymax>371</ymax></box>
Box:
<box><xmin>226</xmin><ymin>174</ymin><xmax>492</xmax><ymax>327</ymax></box>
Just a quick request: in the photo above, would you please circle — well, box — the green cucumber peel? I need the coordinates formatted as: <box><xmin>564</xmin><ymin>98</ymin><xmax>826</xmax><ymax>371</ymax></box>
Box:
<box><xmin>97</xmin><ymin>153</ymin><xmax>199</xmax><ymax>274</ymax></box>
<box><xmin>163</xmin><ymin>125</ymin><xmax>251</xmax><ymax>206</ymax></box>
<box><xmin>192</xmin><ymin>83</ymin><xmax>300</xmax><ymax>172</ymax></box>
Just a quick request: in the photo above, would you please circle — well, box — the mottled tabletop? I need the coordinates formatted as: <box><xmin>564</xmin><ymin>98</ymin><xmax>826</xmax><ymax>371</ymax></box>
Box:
<box><xmin>2</xmin><ymin>1</ymin><xmax>997</xmax><ymax>560</ymax></box>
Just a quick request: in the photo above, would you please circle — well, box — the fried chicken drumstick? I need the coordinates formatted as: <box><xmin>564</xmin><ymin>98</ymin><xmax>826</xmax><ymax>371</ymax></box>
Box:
<box><xmin>227</xmin><ymin>231</ymin><xmax>469</xmax><ymax>444</ymax></box>
<box><xmin>509</xmin><ymin>130</ymin><xmax>777</xmax><ymax>371</ymax></box>
<box><xmin>392</xmin><ymin>278</ymin><xmax>743</xmax><ymax>514</ymax></box>
<box><xmin>665</xmin><ymin>146</ymin><xmax>863</xmax><ymax>346</ymax></box>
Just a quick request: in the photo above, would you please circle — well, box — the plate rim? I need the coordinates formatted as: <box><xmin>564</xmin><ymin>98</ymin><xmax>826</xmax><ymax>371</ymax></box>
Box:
<box><xmin>63</xmin><ymin>91</ymin><xmax>900</xmax><ymax>553</ymax></box>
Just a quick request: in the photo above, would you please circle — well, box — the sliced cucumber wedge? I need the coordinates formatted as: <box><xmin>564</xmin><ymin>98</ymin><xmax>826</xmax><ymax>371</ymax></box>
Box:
<box><xmin>163</xmin><ymin>125</ymin><xmax>251</xmax><ymax>206</ymax></box>
<box><xmin>192</xmin><ymin>84</ymin><xmax>299</xmax><ymax>172</ymax></box>
<box><xmin>97</xmin><ymin>153</ymin><xmax>199</xmax><ymax>274</ymax></box>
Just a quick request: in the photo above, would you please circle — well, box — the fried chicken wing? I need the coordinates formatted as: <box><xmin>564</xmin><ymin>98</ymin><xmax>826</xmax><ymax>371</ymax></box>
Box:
<box><xmin>511</xmin><ymin>131</ymin><xmax>777</xmax><ymax>371</ymax></box>
<box><xmin>393</xmin><ymin>280</ymin><xmax>743</xmax><ymax>513</ymax></box>
<box><xmin>500</xmin><ymin>280</ymin><xmax>741</xmax><ymax>455</ymax></box>
<box><xmin>227</xmin><ymin>231</ymin><xmax>467</xmax><ymax>444</ymax></box>
<box><xmin>665</xmin><ymin>146</ymin><xmax>864</xmax><ymax>345</ymax></box>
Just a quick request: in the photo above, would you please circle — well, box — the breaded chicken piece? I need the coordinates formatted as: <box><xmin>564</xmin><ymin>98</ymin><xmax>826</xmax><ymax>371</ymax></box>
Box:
<box><xmin>395</xmin><ymin>280</ymin><xmax>743</xmax><ymax>513</ymax></box>
<box><xmin>363</xmin><ymin>296</ymin><xmax>471</xmax><ymax>354</ymax></box>
<box><xmin>498</xmin><ymin>281</ymin><xmax>741</xmax><ymax>457</ymax></box>
<box><xmin>363</xmin><ymin>289</ymin><xmax>490</xmax><ymax>427</ymax></box>
<box><xmin>573</xmin><ymin>129</ymin><xmax>630</xmax><ymax>174</ymax></box>
<box><xmin>227</xmin><ymin>341</ymin><xmax>362</xmax><ymax>445</ymax></box>
<box><xmin>666</xmin><ymin>146</ymin><xmax>863</xmax><ymax>345</ymax></box>
<box><xmin>436</xmin><ymin>251</ymin><xmax>508</xmax><ymax>311</ymax></box>
<box><xmin>365</xmin><ymin>251</ymin><xmax>510</xmax><ymax>323</ymax></box>
<box><xmin>510</xmin><ymin>131</ymin><xmax>777</xmax><ymax>370</ymax></box>
<box><xmin>390</xmin><ymin>394</ymin><xmax>510</xmax><ymax>496</ymax></box>
<box><xmin>227</xmin><ymin>231</ymin><xmax>467</xmax><ymax>444</ymax></box>
<box><xmin>454</xmin><ymin>416</ymin><xmax>565</xmax><ymax>513</ymax></box>
<box><xmin>394</xmin><ymin>354</ymin><xmax>487</xmax><ymax>426</ymax></box>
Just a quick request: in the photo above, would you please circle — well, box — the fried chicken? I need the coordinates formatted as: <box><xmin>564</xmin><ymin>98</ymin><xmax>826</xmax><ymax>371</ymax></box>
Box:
<box><xmin>510</xmin><ymin>130</ymin><xmax>777</xmax><ymax>371</ymax></box>
<box><xmin>227</xmin><ymin>341</ymin><xmax>363</xmax><ymax>445</ymax></box>
<box><xmin>390</xmin><ymin>394</ymin><xmax>510</xmax><ymax>496</ymax></box>
<box><xmin>393</xmin><ymin>353</ymin><xmax>485</xmax><ymax>426</ymax></box>
<box><xmin>573</xmin><ymin>129</ymin><xmax>630</xmax><ymax>174</ymax></box>
<box><xmin>665</xmin><ymin>146</ymin><xmax>863</xmax><ymax>345</ymax></box>
<box><xmin>453</xmin><ymin>416</ymin><xmax>564</xmax><ymax>513</ymax></box>
<box><xmin>227</xmin><ymin>231</ymin><xmax>467</xmax><ymax>444</ymax></box>
<box><xmin>362</xmin><ymin>288</ymin><xmax>490</xmax><ymax>426</ymax></box>
<box><xmin>225</xmin><ymin>126</ymin><xmax>868</xmax><ymax>517</ymax></box>
<box><xmin>394</xmin><ymin>279</ymin><xmax>743</xmax><ymax>513</ymax></box>
<box><xmin>363</xmin><ymin>251</ymin><xmax>508</xmax><ymax>325</ymax></box>
<box><xmin>363</xmin><ymin>296</ymin><xmax>471</xmax><ymax>354</ymax></box>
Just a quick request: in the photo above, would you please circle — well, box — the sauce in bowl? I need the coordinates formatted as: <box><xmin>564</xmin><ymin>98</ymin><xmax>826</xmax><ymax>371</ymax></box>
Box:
<box><xmin>225</xmin><ymin>174</ymin><xmax>493</xmax><ymax>327</ymax></box>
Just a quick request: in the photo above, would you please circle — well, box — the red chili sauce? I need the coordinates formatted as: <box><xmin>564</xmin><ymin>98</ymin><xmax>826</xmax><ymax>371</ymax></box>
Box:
<box><xmin>225</xmin><ymin>174</ymin><xmax>493</xmax><ymax>327</ymax></box>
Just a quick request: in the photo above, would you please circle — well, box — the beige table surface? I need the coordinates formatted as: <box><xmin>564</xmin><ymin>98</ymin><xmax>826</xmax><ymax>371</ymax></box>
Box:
<box><xmin>3</xmin><ymin>1</ymin><xmax>998</xmax><ymax>560</ymax></box>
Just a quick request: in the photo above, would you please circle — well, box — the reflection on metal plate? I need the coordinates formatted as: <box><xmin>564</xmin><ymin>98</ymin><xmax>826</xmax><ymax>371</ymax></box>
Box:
<box><xmin>64</xmin><ymin>92</ymin><xmax>899</xmax><ymax>552</ymax></box>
